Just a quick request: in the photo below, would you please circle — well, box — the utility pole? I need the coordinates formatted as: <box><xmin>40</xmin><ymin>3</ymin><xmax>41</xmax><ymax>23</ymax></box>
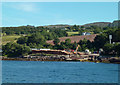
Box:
<box><xmin>109</xmin><ymin>35</ymin><xmax>112</xmax><ymax>44</ymax></box>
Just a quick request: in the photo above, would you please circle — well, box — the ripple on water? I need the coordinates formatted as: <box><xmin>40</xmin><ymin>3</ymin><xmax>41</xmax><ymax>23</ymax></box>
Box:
<box><xmin>2</xmin><ymin>61</ymin><xmax>118</xmax><ymax>83</ymax></box>
<box><xmin>21</xmin><ymin>80</ymin><xmax>26</xmax><ymax>81</ymax></box>
<box><xmin>5</xmin><ymin>78</ymin><xmax>9</xmax><ymax>79</ymax></box>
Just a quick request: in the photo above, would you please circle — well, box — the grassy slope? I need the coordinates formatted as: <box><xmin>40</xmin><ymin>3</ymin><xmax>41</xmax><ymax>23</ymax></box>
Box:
<box><xmin>2</xmin><ymin>32</ymin><xmax>79</xmax><ymax>45</ymax></box>
<box><xmin>2</xmin><ymin>35</ymin><xmax>21</xmax><ymax>45</ymax></box>
<box><xmin>67</xmin><ymin>32</ymin><xmax>79</xmax><ymax>36</ymax></box>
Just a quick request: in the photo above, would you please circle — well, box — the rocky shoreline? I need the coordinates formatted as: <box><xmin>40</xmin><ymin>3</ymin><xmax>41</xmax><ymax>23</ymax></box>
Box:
<box><xmin>1</xmin><ymin>56</ymin><xmax>120</xmax><ymax>64</ymax></box>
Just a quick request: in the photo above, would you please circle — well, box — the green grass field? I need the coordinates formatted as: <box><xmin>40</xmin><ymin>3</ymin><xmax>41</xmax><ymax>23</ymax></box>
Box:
<box><xmin>67</xmin><ymin>32</ymin><xmax>79</xmax><ymax>36</ymax></box>
<box><xmin>2</xmin><ymin>35</ymin><xmax>21</xmax><ymax>45</ymax></box>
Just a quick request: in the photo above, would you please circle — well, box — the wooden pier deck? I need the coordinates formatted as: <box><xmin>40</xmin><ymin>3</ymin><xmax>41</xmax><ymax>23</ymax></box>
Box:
<box><xmin>32</xmin><ymin>49</ymin><xmax>73</xmax><ymax>55</ymax></box>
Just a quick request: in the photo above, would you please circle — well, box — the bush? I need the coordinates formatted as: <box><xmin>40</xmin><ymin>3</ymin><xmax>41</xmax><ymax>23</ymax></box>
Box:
<box><xmin>2</xmin><ymin>43</ymin><xmax>31</xmax><ymax>57</ymax></box>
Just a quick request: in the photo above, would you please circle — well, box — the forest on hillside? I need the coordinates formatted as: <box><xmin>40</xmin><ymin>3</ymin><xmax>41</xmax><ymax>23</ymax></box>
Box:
<box><xmin>2</xmin><ymin>20</ymin><xmax>120</xmax><ymax>57</ymax></box>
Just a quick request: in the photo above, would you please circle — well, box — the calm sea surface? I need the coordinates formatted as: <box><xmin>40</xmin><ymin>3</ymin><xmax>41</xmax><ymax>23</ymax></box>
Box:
<box><xmin>2</xmin><ymin>60</ymin><xmax>119</xmax><ymax>83</ymax></box>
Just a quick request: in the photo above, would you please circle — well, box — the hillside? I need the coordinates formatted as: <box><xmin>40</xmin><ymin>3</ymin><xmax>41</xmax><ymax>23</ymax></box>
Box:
<box><xmin>38</xmin><ymin>22</ymin><xmax>111</xmax><ymax>29</ymax></box>
<box><xmin>82</xmin><ymin>22</ymin><xmax>111</xmax><ymax>28</ymax></box>
<box><xmin>40</xmin><ymin>20</ymin><xmax>119</xmax><ymax>29</ymax></box>
<box><xmin>109</xmin><ymin>20</ymin><xmax>120</xmax><ymax>27</ymax></box>
<box><xmin>2</xmin><ymin>35</ymin><xmax>21</xmax><ymax>45</ymax></box>
<box><xmin>38</xmin><ymin>24</ymin><xmax>71</xmax><ymax>29</ymax></box>
<box><xmin>38</xmin><ymin>20</ymin><xmax>119</xmax><ymax>29</ymax></box>
<box><xmin>47</xmin><ymin>34</ymin><xmax>97</xmax><ymax>45</ymax></box>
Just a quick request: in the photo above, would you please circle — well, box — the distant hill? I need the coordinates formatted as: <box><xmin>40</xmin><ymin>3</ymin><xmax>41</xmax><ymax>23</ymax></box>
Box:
<box><xmin>38</xmin><ymin>21</ymin><xmax>119</xmax><ymax>29</ymax></box>
<box><xmin>40</xmin><ymin>24</ymin><xmax>72</xmax><ymax>28</ymax></box>
<box><xmin>41</xmin><ymin>20</ymin><xmax>120</xmax><ymax>29</ymax></box>
<box><xmin>82</xmin><ymin>22</ymin><xmax>111</xmax><ymax>28</ymax></box>
<box><xmin>109</xmin><ymin>20</ymin><xmax>120</xmax><ymax>27</ymax></box>
<box><xmin>5</xmin><ymin>20</ymin><xmax>119</xmax><ymax>29</ymax></box>
<box><xmin>40</xmin><ymin>22</ymin><xmax>111</xmax><ymax>28</ymax></box>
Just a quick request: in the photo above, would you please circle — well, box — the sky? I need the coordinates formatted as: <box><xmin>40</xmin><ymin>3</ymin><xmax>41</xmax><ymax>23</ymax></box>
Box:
<box><xmin>2</xmin><ymin>2</ymin><xmax>118</xmax><ymax>27</ymax></box>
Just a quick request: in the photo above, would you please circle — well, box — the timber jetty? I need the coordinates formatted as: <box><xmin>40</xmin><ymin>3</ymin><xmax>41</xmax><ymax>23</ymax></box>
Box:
<box><xmin>32</xmin><ymin>49</ymin><xmax>72</xmax><ymax>55</ymax></box>
<box><xmin>31</xmin><ymin>49</ymin><xmax>100</xmax><ymax>62</ymax></box>
<box><xmin>2</xmin><ymin>49</ymin><xmax>120</xmax><ymax>64</ymax></box>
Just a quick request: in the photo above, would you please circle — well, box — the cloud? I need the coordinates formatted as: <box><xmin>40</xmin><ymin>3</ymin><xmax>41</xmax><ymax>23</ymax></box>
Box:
<box><xmin>4</xmin><ymin>3</ymin><xmax>38</xmax><ymax>12</ymax></box>
<box><xmin>17</xmin><ymin>3</ymin><xmax>37</xmax><ymax>12</ymax></box>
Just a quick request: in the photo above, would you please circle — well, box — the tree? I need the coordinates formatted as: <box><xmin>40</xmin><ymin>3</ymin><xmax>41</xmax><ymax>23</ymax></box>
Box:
<box><xmin>59</xmin><ymin>42</ymin><xmax>67</xmax><ymax>50</ymax></box>
<box><xmin>114</xmin><ymin>29</ymin><xmax>120</xmax><ymax>42</ymax></box>
<box><xmin>17</xmin><ymin>36</ymin><xmax>28</xmax><ymax>44</ymax></box>
<box><xmin>93</xmin><ymin>34</ymin><xmax>108</xmax><ymax>50</ymax></box>
<box><xmin>65</xmin><ymin>39</ymin><xmax>71</xmax><ymax>44</ymax></box>
<box><xmin>78</xmin><ymin>39</ymin><xmax>88</xmax><ymax>51</ymax></box>
<box><xmin>103</xmin><ymin>43</ymin><xmax>114</xmax><ymax>54</ymax></box>
<box><xmin>53</xmin><ymin>38</ymin><xmax>60</xmax><ymax>45</ymax></box>
<box><xmin>27</xmin><ymin>33</ymin><xmax>46</xmax><ymax>45</ymax></box>
<box><xmin>22</xmin><ymin>45</ymin><xmax>31</xmax><ymax>56</ymax></box>
<box><xmin>72</xmin><ymin>42</ymin><xmax>77</xmax><ymax>50</ymax></box>
<box><xmin>93</xmin><ymin>27</ymin><xmax>101</xmax><ymax>34</ymax></box>
<box><xmin>114</xmin><ymin>43</ymin><xmax>120</xmax><ymax>56</ymax></box>
<box><xmin>79</xmin><ymin>29</ymin><xmax>83</xmax><ymax>35</ymax></box>
<box><xmin>81</xmin><ymin>26</ymin><xmax>84</xmax><ymax>28</ymax></box>
<box><xmin>2</xmin><ymin>43</ymin><xmax>31</xmax><ymax>57</ymax></box>
<box><xmin>65</xmin><ymin>39</ymin><xmax>72</xmax><ymax>49</ymax></box>
<box><xmin>73</xmin><ymin>25</ymin><xmax>79</xmax><ymax>31</ymax></box>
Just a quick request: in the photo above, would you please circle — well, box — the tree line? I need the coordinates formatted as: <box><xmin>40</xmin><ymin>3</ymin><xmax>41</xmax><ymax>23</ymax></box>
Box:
<box><xmin>2</xmin><ymin>28</ymin><xmax>120</xmax><ymax>57</ymax></box>
<box><xmin>53</xmin><ymin>28</ymin><xmax>120</xmax><ymax>55</ymax></box>
<box><xmin>2</xmin><ymin>20</ymin><xmax>120</xmax><ymax>57</ymax></box>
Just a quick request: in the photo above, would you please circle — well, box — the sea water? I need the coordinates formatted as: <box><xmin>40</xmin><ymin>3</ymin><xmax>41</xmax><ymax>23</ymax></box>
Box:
<box><xmin>2</xmin><ymin>60</ymin><xmax>119</xmax><ymax>83</ymax></box>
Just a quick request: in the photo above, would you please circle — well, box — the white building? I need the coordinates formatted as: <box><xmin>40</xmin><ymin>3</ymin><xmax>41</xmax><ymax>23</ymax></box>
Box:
<box><xmin>82</xmin><ymin>32</ymin><xmax>91</xmax><ymax>35</ymax></box>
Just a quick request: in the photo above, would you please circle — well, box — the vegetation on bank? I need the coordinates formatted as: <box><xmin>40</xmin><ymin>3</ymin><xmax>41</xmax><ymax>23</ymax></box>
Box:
<box><xmin>2</xmin><ymin>20</ymin><xmax>120</xmax><ymax>57</ymax></box>
<box><xmin>2</xmin><ymin>43</ymin><xmax>30</xmax><ymax>57</ymax></box>
<box><xmin>2</xmin><ymin>35</ymin><xmax>21</xmax><ymax>45</ymax></box>
<box><xmin>67</xmin><ymin>32</ymin><xmax>79</xmax><ymax>36</ymax></box>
